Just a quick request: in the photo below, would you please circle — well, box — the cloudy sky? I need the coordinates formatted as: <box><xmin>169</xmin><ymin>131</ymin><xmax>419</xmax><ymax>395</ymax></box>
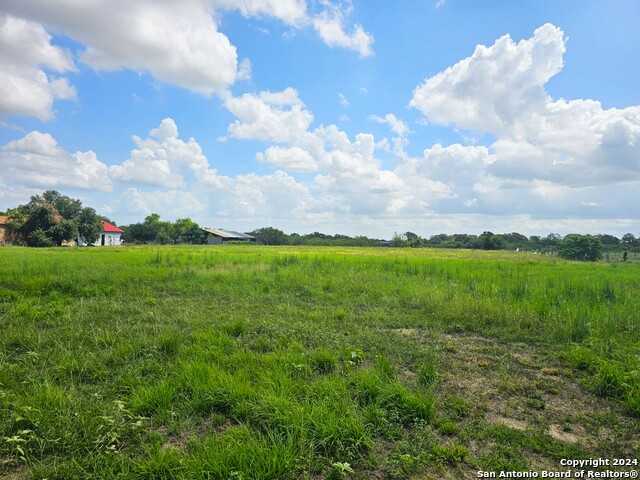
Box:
<box><xmin>1</xmin><ymin>0</ymin><xmax>639</xmax><ymax>238</ymax></box>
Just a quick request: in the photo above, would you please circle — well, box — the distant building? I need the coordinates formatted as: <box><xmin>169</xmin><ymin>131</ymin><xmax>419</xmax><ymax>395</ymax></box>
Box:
<box><xmin>201</xmin><ymin>227</ymin><xmax>255</xmax><ymax>244</ymax></box>
<box><xmin>79</xmin><ymin>220</ymin><xmax>124</xmax><ymax>246</ymax></box>
<box><xmin>0</xmin><ymin>215</ymin><xmax>12</xmax><ymax>245</ymax></box>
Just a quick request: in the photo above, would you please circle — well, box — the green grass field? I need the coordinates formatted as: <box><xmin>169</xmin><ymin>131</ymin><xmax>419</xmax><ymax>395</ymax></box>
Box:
<box><xmin>1</xmin><ymin>245</ymin><xmax>639</xmax><ymax>479</ymax></box>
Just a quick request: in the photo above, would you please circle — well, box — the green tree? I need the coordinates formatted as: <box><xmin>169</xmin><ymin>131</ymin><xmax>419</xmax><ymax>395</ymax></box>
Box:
<box><xmin>121</xmin><ymin>215</ymin><xmax>205</xmax><ymax>244</ymax></box>
<box><xmin>7</xmin><ymin>200</ymin><xmax>59</xmax><ymax>245</ymax></box>
<box><xmin>122</xmin><ymin>223</ymin><xmax>148</xmax><ymax>244</ymax></box>
<box><xmin>5</xmin><ymin>191</ymin><xmax>100</xmax><ymax>246</ymax></box>
<box><xmin>559</xmin><ymin>234</ymin><xmax>603</xmax><ymax>261</ymax></box>
<box><xmin>22</xmin><ymin>204</ymin><xmax>58</xmax><ymax>234</ymax></box>
<box><xmin>428</xmin><ymin>234</ymin><xmax>450</xmax><ymax>246</ymax></box>
<box><xmin>476</xmin><ymin>231</ymin><xmax>504</xmax><ymax>250</ymax></box>
<box><xmin>77</xmin><ymin>208</ymin><xmax>102</xmax><ymax>245</ymax></box>
<box><xmin>49</xmin><ymin>219</ymin><xmax>77</xmax><ymax>246</ymax></box>
<box><xmin>174</xmin><ymin>218</ymin><xmax>206</xmax><ymax>244</ymax></box>
<box><xmin>250</xmin><ymin>227</ymin><xmax>289</xmax><ymax>245</ymax></box>
<box><xmin>404</xmin><ymin>231</ymin><xmax>422</xmax><ymax>247</ymax></box>
<box><xmin>622</xmin><ymin>233</ymin><xmax>636</xmax><ymax>248</ymax></box>
<box><xmin>143</xmin><ymin>214</ymin><xmax>175</xmax><ymax>243</ymax></box>
<box><xmin>391</xmin><ymin>232</ymin><xmax>407</xmax><ymax>247</ymax></box>
<box><xmin>27</xmin><ymin>228</ymin><xmax>54</xmax><ymax>247</ymax></box>
<box><xmin>596</xmin><ymin>234</ymin><xmax>620</xmax><ymax>246</ymax></box>
<box><xmin>156</xmin><ymin>227</ymin><xmax>174</xmax><ymax>244</ymax></box>
<box><xmin>42</xmin><ymin>190</ymin><xmax>82</xmax><ymax>219</ymax></box>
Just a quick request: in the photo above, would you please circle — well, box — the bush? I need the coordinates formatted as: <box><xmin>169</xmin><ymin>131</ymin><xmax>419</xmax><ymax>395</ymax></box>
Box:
<box><xmin>559</xmin><ymin>234</ymin><xmax>603</xmax><ymax>261</ymax></box>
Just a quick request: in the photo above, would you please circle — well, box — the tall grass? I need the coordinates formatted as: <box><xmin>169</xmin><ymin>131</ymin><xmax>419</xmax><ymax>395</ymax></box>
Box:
<box><xmin>0</xmin><ymin>245</ymin><xmax>638</xmax><ymax>478</ymax></box>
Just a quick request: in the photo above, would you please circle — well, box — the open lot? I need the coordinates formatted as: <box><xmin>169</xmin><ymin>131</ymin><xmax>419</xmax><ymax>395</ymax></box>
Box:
<box><xmin>1</xmin><ymin>246</ymin><xmax>639</xmax><ymax>479</ymax></box>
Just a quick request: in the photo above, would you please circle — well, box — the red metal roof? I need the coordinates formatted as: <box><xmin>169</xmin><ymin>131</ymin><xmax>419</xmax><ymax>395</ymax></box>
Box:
<box><xmin>102</xmin><ymin>220</ymin><xmax>124</xmax><ymax>234</ymax></box>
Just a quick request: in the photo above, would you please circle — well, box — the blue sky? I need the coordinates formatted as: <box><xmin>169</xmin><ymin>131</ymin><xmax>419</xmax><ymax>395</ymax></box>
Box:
<box><xmin>1</xmin><ymin>0</ymin><xmax>640</xmax><ymax>237</ymax></box>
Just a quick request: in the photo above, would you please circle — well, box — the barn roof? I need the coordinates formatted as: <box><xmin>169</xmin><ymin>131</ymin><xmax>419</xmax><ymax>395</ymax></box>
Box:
<box><xmin>201</xmin><ymin>227</ymin><xmax>255</xmax><ymax>240</ymax></box>
<box><xmin>102</xmin><ymin>220</ymin><xmax>124</xmax><ymax>234</ymax></box>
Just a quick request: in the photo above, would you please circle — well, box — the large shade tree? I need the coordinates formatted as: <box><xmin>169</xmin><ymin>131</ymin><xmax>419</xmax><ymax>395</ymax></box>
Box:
<box><xmin>6</xmin><ymin>191</ymin><xmax>102</xmax><ymax>247</ymax></box>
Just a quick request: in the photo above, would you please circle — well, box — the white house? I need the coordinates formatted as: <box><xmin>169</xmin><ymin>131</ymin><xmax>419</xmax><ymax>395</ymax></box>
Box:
<box><xmin>78</xmin><ymin>220</ymin><xmax>124</xmax><ymax>246</ymax></box>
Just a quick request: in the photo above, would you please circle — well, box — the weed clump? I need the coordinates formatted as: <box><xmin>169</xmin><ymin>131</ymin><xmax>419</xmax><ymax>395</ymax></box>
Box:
<box><xmin>431</xmin><ymin>442</ymin><xmax>468</xmax><ymax>465</ymax></box>
<box><xmin>309</xmin><ymin>349</ymin><xmax>337</xmax><ymax>375</ymax></box>
<box><xmin>417</xmin><ymin>363</ymin><xmax>438</xmax><ymax>388</ymax></box>
<box><xmin>564</xmin><ymin>345</ymin><xmax>639</xmax><ymax>415</ymax></box>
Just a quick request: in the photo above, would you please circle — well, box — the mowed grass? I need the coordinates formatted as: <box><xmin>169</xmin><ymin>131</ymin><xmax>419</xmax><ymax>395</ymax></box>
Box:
<box><xmin>0</xmin><ymin>245</ymin><xmax>639</xmax><ymax>479</ymax></box>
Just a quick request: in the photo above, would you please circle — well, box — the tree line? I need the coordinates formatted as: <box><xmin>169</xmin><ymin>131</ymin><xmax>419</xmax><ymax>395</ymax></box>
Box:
<box><xmin>3</xmin><ymin>191</ymin><xmax>640</xmax><ymax>261</ymax></box>
<box><xmin>395</xmin><ymin>230</ymin><xmax>639</xmax><ymax>261</ymax></box>
<box><xmin>389</xmin><ymin>231</ymin><xmax>639</xmax><ymax>251</ymax></box>
<box><xmin>247</xmin><ymin>227</ymin><xmax>383</xmax><ymax>247</ymax></box>
<box><xmin>249</xmin><ymin>228</ymin><xmax>639</xmax><ymax>261</ymax></box>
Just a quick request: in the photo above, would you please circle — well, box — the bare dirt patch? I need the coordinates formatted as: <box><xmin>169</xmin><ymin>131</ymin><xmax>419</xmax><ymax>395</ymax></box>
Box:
<box><xmin>434</xmin><ymin>333</ymin><xmax>640</xmax><ymax>457</ymax></box>
<box><xmin>548</xmin><ymin>424</ymin><xmax>582</xmax><ymax>444</ymax></box>
<box><xmin>388</xmin><ymin>328</ymin><xmax>420</xmax><ymax>337</ymax></box>
<box><xmin>0</xmin><ymin>464</ymin><xmax>28</xmax><ymax>480</ymax></box>
<box><xmin>158</xmin><ymin>416</ymin><xmax>236</xmax><ymax>450</ymax></box>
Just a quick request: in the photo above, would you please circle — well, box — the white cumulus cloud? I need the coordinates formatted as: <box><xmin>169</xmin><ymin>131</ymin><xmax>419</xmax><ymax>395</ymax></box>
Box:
<box><xmin>257</xmin><ymin>146</ymin><xmax>318</xmax><ymax>172</ymax></box>
<box><xmin>0</xmin><ymin>131</ymin><xmax>110</xmax><ymax>191</ymax></box>
<box><xmin>225</xmin><ymin>88</ymin><xmax>314</xmax><ymax>143</ymax></box>
<box><xmin>313</xmin><ymin>11</ymin><xmax>373</xmax><ymax>57</ymax></box>
<box><xmin>410</xmin><ymin>23</ymin><xmax>565</xmax><ymax>134</ymax></box>
<box><xmin>212</xmin><ymin>0</ymin><xmax>308</xmax><ymax>26</ymax></box>
<box><xmin>110</xmin><ymin>118</ymin><xmax>226</xmax><ymax>189</ymax></box>
<box><xmin>0</xmin><ymin>13</ymin><xmax>75</xmax><ymax>120</ymax></box>
<box><xmin>2</xmin><ymin>0</ymin><xmax>238</xmax><ymax>96</ymax></box>
<box><xmin>0</xmin><ymin>0</ymin><xmax>373</xmax><ymax>116</ymax></box>
<box><xmin>410</xmin><ymin>23</ymin><xmax>640</xmax><ymax>189</ymax></box>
